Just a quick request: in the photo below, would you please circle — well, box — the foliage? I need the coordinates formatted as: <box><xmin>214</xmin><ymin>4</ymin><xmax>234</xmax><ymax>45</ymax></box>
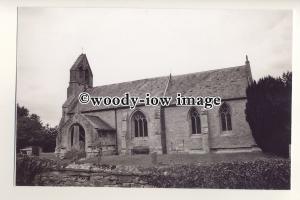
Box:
<box><xmin>16</xmin><ymin>154</ymin><xmax>59</xmax><ymax>185</ymax></box>
<box><xmin>16</xmin><ymin>104</ymin><xmax>58</xmax><ymax>153</ymax></box>
<box><xmin>142</xmin><ymin>159</ymin><xmax>290</xmax><ymax>189</ymax></box>
<box><xmin>245</xmin><ymin>72</ymin><xmax>292</xmax><ymax>157</ymax></box>
<box><xmin>91</xmin><ymin>139</ymin><xmax>103</xmax><ymax>167</ymax></box>
<box><xmin>16</xmin><ymin>153</ymin><xmax>290</xmax><ymax>188</ymax></box>
<box><xmin>42</xmin><ymin>124</ymin><xmax>59</xmax><ymax>152</ymax></box>
<box><xmin>31</xmin><ymin>146</ymin><xmax>41</xmax><ymax>156</ymax></box>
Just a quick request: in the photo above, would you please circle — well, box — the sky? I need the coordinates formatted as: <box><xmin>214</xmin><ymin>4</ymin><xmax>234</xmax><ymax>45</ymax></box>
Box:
<box><xmin>17</xmin><ymin>8</ymin><xmax>292</xmax><ymax>127</ymax></box>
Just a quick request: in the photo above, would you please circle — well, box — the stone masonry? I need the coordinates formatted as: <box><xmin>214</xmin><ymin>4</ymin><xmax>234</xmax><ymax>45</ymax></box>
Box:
<box><xmin>55</xmin><ymin>54</ymin><xmax>258</xmax><ymax>158</ymax></box>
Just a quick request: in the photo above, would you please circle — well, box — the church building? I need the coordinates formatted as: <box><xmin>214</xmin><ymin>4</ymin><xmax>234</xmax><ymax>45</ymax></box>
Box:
<box><xmin>55</xmin><ymin>54</ymin><xmax>258</xmax><ymax>158</ymax></box>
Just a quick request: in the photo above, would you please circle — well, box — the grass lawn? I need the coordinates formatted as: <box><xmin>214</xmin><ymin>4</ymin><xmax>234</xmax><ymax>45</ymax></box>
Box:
<box><xmin>40</xmin><ymin>151</ymin><xmax>284</xmax><ymax>168</ymax></box>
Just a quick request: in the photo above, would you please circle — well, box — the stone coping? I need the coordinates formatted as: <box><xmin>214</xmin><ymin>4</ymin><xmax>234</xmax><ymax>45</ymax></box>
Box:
<box><xmin>49</xmin><ymin>166</ymin><xmax>148</xmax><ymax>176</ymax></box>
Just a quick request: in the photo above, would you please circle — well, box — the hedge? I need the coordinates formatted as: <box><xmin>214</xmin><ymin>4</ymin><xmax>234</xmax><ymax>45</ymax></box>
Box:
<box><xmin>15</xmin><ymin>154</ymin><xmax>61</xmax><ymax>186</ymax></box>
<box><xmin>142</xmin><ymin>159</ymin><xmax>290</xmax><ymax>189</ymax></box>
<box><xmin>16</xmin><ymin>155</ymin><xmax>290</xmax><ymax>189</ymax></box>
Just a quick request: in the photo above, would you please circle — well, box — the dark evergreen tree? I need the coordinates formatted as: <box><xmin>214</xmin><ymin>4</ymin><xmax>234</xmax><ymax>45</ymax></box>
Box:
<box><xmin>245</xmin><ymin>72</ymin><xmax>291</xmax><ymax>157</ymax></box>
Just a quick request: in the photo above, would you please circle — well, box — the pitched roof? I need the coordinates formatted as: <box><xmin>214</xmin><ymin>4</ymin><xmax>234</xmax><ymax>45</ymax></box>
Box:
<box><xmin>76</xmin><ymin>75</ymin><xmax>169</xmax><ymax>112</ymax></box>
<box><xmin>85</xmin><ymin>115</ymin><xmax>114</xmax><ymax>131</ymax></box>
<box><xmin>70</xmin><ymin>64</ymin><xmax>251</xmax><ymax>113</ymax></box>
<box><xmin>165</xmin><ymin>65</ymin><xmax>251</xmax><ymax>103</ymax></box>
<box><xmin>59</xmin><ymin>113</ymin><xmax>115</xmax><ymax>131</ymax></box>
<box><xmin>70</xmin><ymin>54</ymin><xmax>93</xmax><ymax>76</ymax></box>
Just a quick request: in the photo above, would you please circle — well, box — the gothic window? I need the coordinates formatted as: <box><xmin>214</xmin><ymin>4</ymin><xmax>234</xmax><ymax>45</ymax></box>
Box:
<box><xmin>190</xmin><ymin>108</ymin><xmax>201</xmax><ymax>134</ymax></box>
<box><xmin>219</xmin><ymin>103</ymin><xmax>232</xmax><ymax>131</ymax></box>
<box><xmin>132</xmin><ymin>111</ymin><xmax>148</xmax><ymax>137</ymax></box>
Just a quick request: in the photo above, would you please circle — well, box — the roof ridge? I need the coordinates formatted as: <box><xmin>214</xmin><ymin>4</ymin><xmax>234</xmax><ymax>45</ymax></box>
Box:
<box><xmin>91</xmin><ymin>64</ymin><xmax>247</xmax><ymax>89</ymax></box>
<box><xmin>169</xmin><ymin>64</ymin><xmax>247</xmax><ymax>79</ymax></box>
<box><xmin>91</xmin><ymin>75</ymin><xmax>169</xmax><ymax>89</ymax></box>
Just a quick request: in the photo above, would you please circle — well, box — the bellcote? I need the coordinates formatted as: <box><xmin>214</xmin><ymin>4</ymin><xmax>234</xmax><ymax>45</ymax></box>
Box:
<box><xmin>69</xmin><ymin>53</ymin><xmax>93</xmax><ymax>88</ymax></box>
<box><xmin>67</xmin><ymin>54</ymin><xmax>93</xmax><ymax>98</ymax></box>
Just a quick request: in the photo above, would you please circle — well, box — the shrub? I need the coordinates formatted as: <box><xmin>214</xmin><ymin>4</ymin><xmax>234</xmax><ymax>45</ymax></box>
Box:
<box><xmin>16</xmin><ymin>154</ymin><xmax>58</xmax><ymax>185</ymax></box>
<box><xmin>142</xmin><ymin>159</ymin><xmax>290</xmax><ymax>189</ymax></box>
<box><xmin>91</xmin><ymin>139</ymin><xmax>103</xmax><ymax>167</ymax></box>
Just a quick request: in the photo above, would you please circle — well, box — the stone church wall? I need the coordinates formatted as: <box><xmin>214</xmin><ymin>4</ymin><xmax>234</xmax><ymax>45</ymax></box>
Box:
<box><xmin>164</xmin><ymin>106</ymin><xmax>208</xmax><ymax>153</ymax></box>
<box><xmin>85</xmin><ymin>106</ymin><xmax>163</xmax><ymax>155</ymax></box>
<box><xmin>164</xmin><ymin>100</ymin><xmax>256</xmax><ymax>154</ymax></box>
<box><xmin>63</xmin><ymin>99</ymin><xmax>256</xmax><ymax>156</ymax></box>
<box><xmin>76</xmin><ymin>98</ymin><xmax>256</xmax><ymax>156</ymax></box>
<box><xmin>115</xmin><ymin>106</ymin><xmax>163</xmax><ymax>155</ymax></box>
<box><xmin>59</xmin><ymin>114</ymin><xmax>96</xmax><ymax>154</ymax></box>
<box><xmin>208</xmin><ymin>99</ymin><xmax>256</xmax><ymax>150</ymax></box>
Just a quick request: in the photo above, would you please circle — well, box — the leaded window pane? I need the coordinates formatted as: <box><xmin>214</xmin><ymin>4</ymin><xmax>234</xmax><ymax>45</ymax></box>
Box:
<box><xmin>143</xmin><ymin>119</ymin><xmax>148</xmax><ymax>137</ymax></box>
<box><xmin>138</xmin><ymin>119</ymin><xmax>143</xmax><ymax>137</ymax></box>
<box><xmin>132</xmin><ymin>111</ymin><xmax>148</xmax><ymax>137</ymax></box>
<box><xmin>220</xmin><ymin>103</ymin><xmax>232</xmax><ymax>131</ymax></box>
<box><xmin>196</xmin><ymin>115</ymin><xmax>201</xmax><ymax>133</ymax></box>
<box><xmin>221</xmin><ymin>113</ymin><xmax>227</xmax><ymax>131</ymax></box>
<box><xmin>134</xmin><ymin>119</ymin><xmax>139</xmax><ymax>137</ymax></box>
<box><xmin>226</xmin><ymin>113</ymin><xmax>232</xmax><ymax>130</ymax></box>
<box><xmin>191</xmin><ymin>109</ymin><xmax>201</xmax><ymax>134</ymax></box>
<box><xmin>191</xmin><ymin>116</ymin><xmax>196</xmax><ymax>134</ymax></box>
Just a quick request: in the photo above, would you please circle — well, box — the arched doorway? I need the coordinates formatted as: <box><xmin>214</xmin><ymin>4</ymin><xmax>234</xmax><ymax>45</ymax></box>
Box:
<box><xmin>70</xmin><ymin>123</ymin><xmax>85</xmax><ymax>151</ymax></box>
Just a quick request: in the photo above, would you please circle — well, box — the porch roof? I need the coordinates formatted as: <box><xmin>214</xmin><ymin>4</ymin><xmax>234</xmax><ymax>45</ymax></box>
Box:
<box><xmin>84</xmin><ymin>115</ymin><xmax>115</xmax><ymax>131</ymax></box>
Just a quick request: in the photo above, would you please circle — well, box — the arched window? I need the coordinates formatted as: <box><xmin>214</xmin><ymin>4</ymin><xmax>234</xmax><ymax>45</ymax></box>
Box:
<box><xmin>190</xmin><ymin>108</ymin><xmax>201</xmax><ymax>134</ymax></box>
<box><xmin>132</xmin><ymin>111</ymin><xmax>148</xmax><ymax>137</ymax></box>
<box><xmin>219</xmin><ymin>103</ymin><xmax>232</xmax><ymax>131</ymax></box>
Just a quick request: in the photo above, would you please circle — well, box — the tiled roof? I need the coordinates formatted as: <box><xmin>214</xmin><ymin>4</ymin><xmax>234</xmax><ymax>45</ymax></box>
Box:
<box><xmin>76</xmin><ymin>76</ymin><xmax>169</xmax><ymax>112</ymax></box>
<box><xmin>71</xmin><ymin>64</ymin><xmax>251</xmax><ymax>112</ymax></box>
<box><xmin>165</xmin><ymin>65</ymin><xmax>251</xmax><ymax>103</ymax></box>
<box><xmin>85</xmin><ymin>115</ymin><xmax>114</xmax><ymax>131</ymax></box>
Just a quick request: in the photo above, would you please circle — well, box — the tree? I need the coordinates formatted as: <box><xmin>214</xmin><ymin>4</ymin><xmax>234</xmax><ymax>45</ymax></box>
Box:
<box><xmin>16</xmin><ymin>104</ymin><xmax>58</xmax><ymax>153</ymax></box>
<box><xmin>17</xmin><ymin>104</ymin><xmax>44</xmax><ymax>151</ymax></box>
<box><xmin>42</xmin><ymin>126</ymin><xmax>58</xmax><ymax>152</ymax></box>
<box><xmin>245</xmin><ymin>72</ymin><xmax>291</xmax><ymax>157</ymax></box>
